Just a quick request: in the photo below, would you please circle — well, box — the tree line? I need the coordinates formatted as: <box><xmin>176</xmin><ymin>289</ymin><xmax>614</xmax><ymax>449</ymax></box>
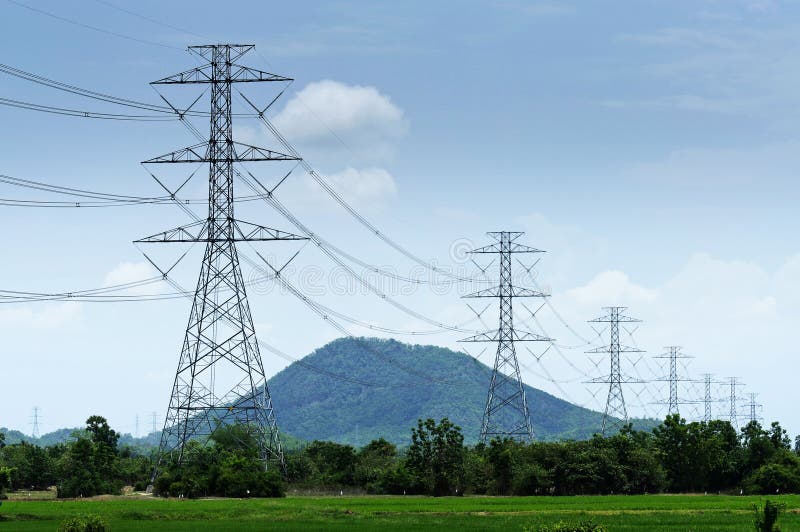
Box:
<box><xmin>1</xmin><ymin>414</ymin><xmax>799</xmax><ymax>498</ymax></box>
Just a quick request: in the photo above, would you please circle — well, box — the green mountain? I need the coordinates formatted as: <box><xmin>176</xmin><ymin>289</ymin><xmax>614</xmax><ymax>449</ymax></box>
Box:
<box><xmin>2</xmin><ymin>337</ymin><xmax>654</xmax><ymax>449</ymax></box>
<box><xmin>267</xmin><ymin>337</ymin><xmax>619</xmax><ymax>446</ymax></box>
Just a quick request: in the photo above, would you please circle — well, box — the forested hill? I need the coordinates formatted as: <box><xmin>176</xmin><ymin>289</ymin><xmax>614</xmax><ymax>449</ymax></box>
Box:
<box><xmin>267</xmin><ymin>337</ymin><xmax>619</xmax><ymax>446</ymax></box>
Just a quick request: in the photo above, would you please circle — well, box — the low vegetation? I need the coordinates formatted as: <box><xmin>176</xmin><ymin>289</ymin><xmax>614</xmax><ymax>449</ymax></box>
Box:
<box><xmin>0</xmin><ymin>495</ymin><xmax>798</xmax><ymax>531</ymax></box>
<box><xmin>1</xmin><ymin>414</ymin><xmax>800</xmax><ymax>500</ymax></box>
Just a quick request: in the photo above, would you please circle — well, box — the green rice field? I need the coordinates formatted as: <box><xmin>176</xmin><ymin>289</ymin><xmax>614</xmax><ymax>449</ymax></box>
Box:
<box><xmin>1</xmin><ymin>494</ymin><xmax>798</xmax><ymax>531</ymax></box>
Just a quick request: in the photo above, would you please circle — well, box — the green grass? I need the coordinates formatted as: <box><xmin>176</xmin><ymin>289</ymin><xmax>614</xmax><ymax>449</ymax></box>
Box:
<box><xmin>1</xmin><ymin>494</ymin><xmax>799</xmax><ymax>531</ymax></box>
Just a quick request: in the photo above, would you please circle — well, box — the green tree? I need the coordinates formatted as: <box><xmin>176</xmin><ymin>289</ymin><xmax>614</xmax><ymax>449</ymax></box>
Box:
<box><xmin>741</xmin><ymin>421</ymin><xmax>777</xmax><ymax>476</ymax></box>
<box><xmin>303</xmin><ymin>440</ymin><xmax>357</xmax><ymax>486</ymax></box>
<box><xmin>406</xmin><ymin>418</ymin><xmax>465</xmax><ymax>496</ymax></box>
<box><xmin>154</xmin><ymin>425</ymin><xmax>285</xmax><ymax>499</ymax></box>
<box><xmin>214</xmin><ymin>453</ymin><xmax>284</xmax><ymax>497</ymax></box>
<box><xmin>0</xmin><ymin>466</ymin><xmax>14</xmax><ymax>495</ymax></box>
<box><xmin>608</xmin><ymin>425</ymin><xmax>665</xmax><ymax>494</ymax></box>
<box><xmin>485</xmin><ymin>438</ymin><xmax>517</xmax><ymax>495</ymax></box>
<box><xmin>769</xmin><ymin>422</ymin><xmax>791</xmax><ymax>451</ymax></box>
<box><xmin>57</xmin><ymin>436</ymin><xmax>100</xmax><ymax>497</ymax></box>
<box><xmin>354</xmin><ymin>438</ymin><xmax>398</xmax><ymax>493</ymax></box>
<box><xmin>1</xmin><ymin>441</ymin><xmax>54</xmax><ymax>490</ymax></box>
<box><xmin>653</xmin><ymin>415</ymin><xmax>693</xmax><ymax>491</ymax></box>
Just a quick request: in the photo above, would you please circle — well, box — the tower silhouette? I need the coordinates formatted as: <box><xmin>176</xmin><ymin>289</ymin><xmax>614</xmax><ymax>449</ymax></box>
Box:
<box><xmin>460</xmin><ymin>231</ymin><xmax>551</xmax><ymax>443</ymax></box>
<box><xmin>138</xmin><ymin>44</ymin><xmax>305</xmax><ymax>473</ymax></box>
<box><xmin>587</xmin><ymin>307</ymin><xmax>643</xmax><ymax>435</ymax></box>
<box><xmin>653</xmin><ymin>346</ymin><xmax>693</xmax><ymax>416</ymax></box>
<box><xmin>727</xmin><ymin>377</ymin><xmax>743</xmax><ymax>430</ymax></box>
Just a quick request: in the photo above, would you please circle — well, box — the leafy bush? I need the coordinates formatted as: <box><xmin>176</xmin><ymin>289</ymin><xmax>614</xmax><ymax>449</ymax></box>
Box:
<box><xmin>744</xmin><ymin>455</ymin><xmax>800</xmax><ymax>494</ymax></box>
<box><xmin>58</xmin><ymin>514</ymin><xmax>109</xmax><ymax>532</ymax></box>
<box><xmin>754</xmin><ymin>500</ymin><xmax>784</xmax><ymax>532</ymax></box>
<box><xmin>526</xmin><ymin>521</ymin><xmax>608</xmax><ymax>532</ymax></box>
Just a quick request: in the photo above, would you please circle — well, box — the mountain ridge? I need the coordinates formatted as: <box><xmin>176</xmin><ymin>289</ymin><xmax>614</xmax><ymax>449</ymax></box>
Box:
<box><xmin>3</xmin><ymin>337</ymin><xmax>655</xmax><ymax>447</ymax></box>
<box><xmin>267</xmin><ymin>337</ymin><xmax>628</xmax><ymax>445</ymax></box>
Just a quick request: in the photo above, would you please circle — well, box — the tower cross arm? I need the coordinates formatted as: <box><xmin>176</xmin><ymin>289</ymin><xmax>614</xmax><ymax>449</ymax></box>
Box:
<box><xmin>142</xmin><ymin>141</ymin><xmax>298</xmax><ymax>164</ymax></box>
<box><xmin>587</xmin><ymin>344</ymin><xmax>644</xmax><ymax>354</ymax></box>
<box><xmin>470</xmin><ymin>243</ymin><xmax>545</xmax><ymax>254</ymax></box>
<box><xmin>588</xmin><ymin>315</ymin><xmax>641</xmax><ymax>324</ymax></box>
<box><xmin>586</xmin><ymin>374</ymin><xmax>645</xmax><ymax>384</ymax></box>
<box><xmin>152</xmin><ymin>63</ymin><xmax>292</xmax><ymax>85</ymax></box>
<box><xmin>460</xmin><ymin>329</ymin><xmax>553</xmax><ymax>342</ymax></box>
<box><xmin>463</xmin><ymin>285</ymin><xmax>548</xmax><ymax>298</ymax></box>
<box><xmin>233</xmin><ymin>220</ymin><xmax>307</xmax><ymax>241</ymax></box>
<box><xmin>135</xmin><ymin>220</ymin><xmax>306</xmax><ymax>243</ymax></box>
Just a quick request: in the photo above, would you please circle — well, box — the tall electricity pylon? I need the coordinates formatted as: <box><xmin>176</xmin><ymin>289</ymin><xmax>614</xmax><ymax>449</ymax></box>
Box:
<box><xmin>745</xmin><ymin>393</ymin><xmax>762</xmax><ymax>424</ymax></box>
<box><xmin>138</xmin><ymin>44</ymin><xmax>305</xmax><ymax>473</ymax></box>
<box><xmin>702</xmin><ymin>373</ymin><xmax>722</xmax><ymax>423</ymax></box>
<box><xmin>31</xmin><ymin>406</ymin><xmax>40</xmax><ymax>439</ymax></box>
<box><xmin>460</xmin><ymin>231</ymin><xmax>551</xmax><ymax>443</ymax></box>
<box><xmin>727</xmin><ymin>377</ymin><xmax>744</xmax><ymax>431</ymax></box>
<box><xmin>653</xmin><ymin>346</ymin><xmax>694</xmax><ymax>416</ymax></box>
<box><xmin>587</xmin><ymin>307</ymin><xmax>643</xmax><ymax>435</ymax></box>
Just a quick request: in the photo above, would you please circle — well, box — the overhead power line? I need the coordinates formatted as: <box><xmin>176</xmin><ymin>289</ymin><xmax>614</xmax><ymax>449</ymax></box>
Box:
<box><xmin>6</xmin><ymin>0</ymin><xmax>182</xmax><ymax>50</ymax></box>
<box><xmin>0</xmin><ymin>96</ymin><xmax>177</xmax><ymax>121</ymax></box>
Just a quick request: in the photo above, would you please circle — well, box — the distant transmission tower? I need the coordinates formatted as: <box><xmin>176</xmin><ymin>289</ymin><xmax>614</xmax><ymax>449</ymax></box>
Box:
<box><xmin>728</xmin><ymin>377</ymin><xmax>744</xmax><ymax>431</ymax></box>
<box><xmin>139</xmin><ymin>44</ymin><xmax>305</xmax><ymax>473</ymax></box>
<box><xmin>587</xmin><ymin>307</ymin><xmax>643</xmax><ymax>435</ymax></box>
<box><xmin>745</xmin><ymin>393</ymin><xmax>762</xmax><ymax>424</ymax></box>
<box><xmin>702</xmin><ymin>373</ymin><xmax>723</xmax><ymax>423</ymax></box>
<box><xmin>653</xmin><ymin>346</ymin><xmax>694</xmax><ymax>416</ymax></box>
<box><xmin>461</xmin><ymin>231</ymin><xmax>551</xmax><ymax>443</ymax></box>
<box><xmin>135</xmin><ymin>414</ymin><xmax>140</xmax><ymax>439</ymax></box>
<box><xmin>151</xmin><ymin>412</ymin><xmax>157</xmax><ymax>436</ymax></box>
<box><xmin>31</xmin><ymin>406</ymin><xmax>40</xmax><ymax>439</ymax></box>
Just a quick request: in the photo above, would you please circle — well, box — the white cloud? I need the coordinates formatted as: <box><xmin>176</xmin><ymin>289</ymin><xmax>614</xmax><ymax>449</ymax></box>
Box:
<box><xmin>272</xmin><ymin>80</ymin><xmax>408</xmax><ymax>160</ymax></box>
<box><xmin>564</xmin><ymin>270</ymin><xmax>659</xmax><ymax>308</ymax></box>
<box><xmin>494</xmin><ymin>1</ymin><xmax>575</xmax><ymax>16</ymax></box>
<box><xmin>305</xmin><ymin>167</ymin><xmax>397</xmax><ymax>211</ymax></box>
<box><xmin>623</xmin><ymin>139</ymin><xmax>800</xmax><ymax>187</ymax></box>
<box><xmin>515</xmin><ymin>212</ymin><xmax>609</xmax><ymax>288</ymax></box>
<box><xmin>600</xmin><ymin>94</ymin><xmax>755</xmax><ymax>115</ymax></box>
<box><xmin>541</xmin><ymin>252</ymin><xmax>800</xmax><ymax>432</ymax></box>
<box><xmin>613</xmin><ymin>21</ymin><xmax>800</xmax><ymax>122</ymax></box>
<box><xmin>104</xmin><ymin>261</ymin><xmax>154</xmax><ymax>287</ymax></box>
<box><xmin>103</xmin><ymin>262</ymin><xmax>157</xmax><ymax>296</ymax></box>
<box><xmin>0</xmin><ymin>303</ymin><xmax>82</xmax><ymax>331</ymax></box>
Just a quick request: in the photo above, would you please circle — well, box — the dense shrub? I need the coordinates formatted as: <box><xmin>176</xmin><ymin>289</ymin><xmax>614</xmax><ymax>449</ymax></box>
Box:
<box><xmin>526</xmin><ymin>521</ymin><xmax>608</xmax><ymax>532</ymax></box>
<box><xmin>58</xmin><ymin>514</ymin><xmax>109</xmax><ymax>532</ymax></box>
<box><xmin>753</xmin><ymin>500</ymin><xmax>784</xmax><ymax>532</ymax></box>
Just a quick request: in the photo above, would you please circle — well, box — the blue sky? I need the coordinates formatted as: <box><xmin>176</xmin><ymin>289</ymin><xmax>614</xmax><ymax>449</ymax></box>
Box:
<box><xmin>1</xmin><ymin>0</ymin><xmax>799</xmax><ymax>439</ymax></box>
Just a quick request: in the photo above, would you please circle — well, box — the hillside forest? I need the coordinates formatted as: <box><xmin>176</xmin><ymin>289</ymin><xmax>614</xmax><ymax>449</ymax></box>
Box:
<box><xmin>1</xmin><ymin>414</ymin><xmax>800</xmax><ymax>499</ymax></box>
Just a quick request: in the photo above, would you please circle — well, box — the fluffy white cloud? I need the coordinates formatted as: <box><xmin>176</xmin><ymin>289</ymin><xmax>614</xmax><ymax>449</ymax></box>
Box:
<box><xmin>0</xmin><ymin>303</ymin><xmax>82</xmax><ymax>331</ymax></box>
<box><xmin>272</xmin><ymin>80</ymin><xmax>408</xmax><ymax>159</ymax></box>
<box><xmin>623</xmin><ymin>140</ymin><xmax>800</xmax><ymax>187</ymax></box>
<box><xmin>305</xmin><ymin>167</ymin><xmax>398</xmax><ymax>211</ymax></box>
<box><xmin>540</xmin><ymin>252</ymin><xmax>800</xmax><ymax>431</ymax></box>
<box><xmin>104</xmin><ymin>261</ymin><xmax>154</xmax><ymax>287</ymax></box>
<box><xmin>103</xmin><ymin>262</ymin><xmax>157</xmax><ymax>296</ymax></box>
<box><xmin>565</xmin><ymin>270</ymin><xmax>659</xmax><ymax>308</ymax></box>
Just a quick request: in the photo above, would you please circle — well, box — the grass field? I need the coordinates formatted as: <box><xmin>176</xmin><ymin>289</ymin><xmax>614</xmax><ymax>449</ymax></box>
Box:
<box><xmin>1</xmin><ymin>494</ymin><xmax>799</xmax><ymax>531</ymax></box>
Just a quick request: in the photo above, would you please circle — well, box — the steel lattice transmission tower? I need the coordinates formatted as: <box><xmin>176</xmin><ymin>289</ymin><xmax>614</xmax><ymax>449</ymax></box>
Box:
<box><xmin>745</xmin><ymin>393</ymin><xmax>762</xmax><ymax>424</ymax></box>
<box><xmin>653</xmin><ymin>346</ymin><xmax>694</xmax><ymax>416</ymax></box>
<box><xmin>138</xmin><ymin>44</ymin><xmax>306</xmax><ymax>472</ymax></box>
<box><xmin>586</xmin><ymin>307</ymin><xmax>643</xmax><ymax>435</ymax></box>
<box><xmin>31</xmin><ymin>407</ymin><xmax>40</xmax><ymax>439</ymax></box>
<box><xmin>727</xmin><ymin>377</ymin><xmax>744</xmax><ymax>431</ymax></box>
<box><xmin>702</xmin><ymin>373</ymin><xmax>721</xmax><ymax>423</ymax></box>
<box><xmin>460</xmin><ymin>231</ymin><xmax>551</xmax><ymax>443</ymax></box>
